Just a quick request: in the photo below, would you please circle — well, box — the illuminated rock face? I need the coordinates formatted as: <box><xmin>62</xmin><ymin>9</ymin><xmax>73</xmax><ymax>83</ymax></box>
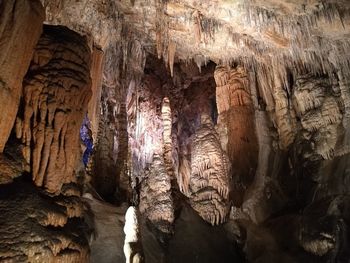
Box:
<box><xmin>189</xmin><ymin>115</ymin><xmax>230</xmax><ymax>225</ymax></box>
<box><xmin>214</xmin><ymin>66</ymin><xmax>258</xmax><ymax>205</ymax></box>
<box><xmin>0</xmin><ymin>0</ymin><xmax>44</xmax><ymax>152</ymax></box>
<box><xmin>16</xmin><ymin>25</ymin><xmax>92</xmax><ymax>194</ymax></box>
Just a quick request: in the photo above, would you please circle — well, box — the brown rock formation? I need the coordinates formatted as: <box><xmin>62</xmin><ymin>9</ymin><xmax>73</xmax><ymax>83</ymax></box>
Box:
<box><xmin>140</xmin><ymin>154</ymin><xmax>174</xmax><ymax>234</ymax></box>
<box><xmin>189</xmin><ymin>114</ymin><xmax>230</xmax><ymax>225</ymax></box>
<box><xmin>88</xmin><ymin>47</ymin><xmax>105</xmax><ymax>141</ymax></box>
<box><xmin>16</xmin><ymin>25</ymin><xmax>92</xmax><ymax>194</ymax></box>
<box><xmin>0</xmin><ymin>0</ymin><xmax>44</xmax><ymax>152</ymax></box>
<box><xmin>0</xmin><ymin>179</ymin><xmax>90</xmax><ymax>262</ymax></box>
<box><xmin>162</xmin><ymin>97</ymin><xmax>174</xmax><ymax>180</ymax></box>
<box><xmin>214</xmin><ymin>65</ymin><xmax>258</xmax><ymax>205</ymax></box>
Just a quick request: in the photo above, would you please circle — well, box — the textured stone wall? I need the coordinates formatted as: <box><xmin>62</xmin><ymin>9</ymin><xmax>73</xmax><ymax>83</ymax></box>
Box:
<box><xmin>16</xmin><ymin>25</ymin><xmax>92</xmax><ymax>194</ymax></box>
<box><xmin>0</xmin><ymin>179</ymin><xmax>89</xmax><ymax>262</ymax></box>
<box><xmin>0</xmin><ymin>0</ymin><xmax>45</xmax><ymax>152</ymax></box>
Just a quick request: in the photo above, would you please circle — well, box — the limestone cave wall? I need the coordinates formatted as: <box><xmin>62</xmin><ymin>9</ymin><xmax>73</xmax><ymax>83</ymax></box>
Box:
<box><xmin>1</xmin><ymin>0</ymin><xmax>350</xmax><ymax>263</ymax></box>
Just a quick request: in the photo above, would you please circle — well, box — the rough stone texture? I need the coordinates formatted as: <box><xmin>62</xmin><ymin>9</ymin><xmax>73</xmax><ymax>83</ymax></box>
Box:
<box><xmin>0</xmin><ymin>0</ymin><xmax>44</xmax><ymax>152</ymax></box>
<box><xmin>189</xmin><ymin>114</ymin><xmax>230</xmax><ymax>225</ymax></box>
<box><xmin>139</xmin><ymin>155</ymin><xmax>174</xmax><ymax>234</ymax></box>
<box><xmin>161</xmin><ymin>97</ymin><xmax>175</xmax><ymax>180</ymax></box>
<box><xmin>16</xmin><ymin>25</ymin><xmax>92</xmax><ymax>194</ymax></box>
<box><xmin>0</xmin><ymin>141</ymin><xmax>25</xmax><ymax>185</ymax></box>
<box><xmin>2</xmin><ymin>0</ymin><xmax>350</xmax><ymax>262</ymax></box>
<box><xmin>40</xmin><ymin>0</ymin><xmax>120</xmax><ymax>49</ymax></box>
<box><xmin>214</xmin><ymin>65</ymin><xmax>258</xmax><ymax>205</ymax></box>
<box><xmin>0</xmin><ymin>179</ymin><xmax>90</xmax><ymax>262</ymax></box>
<box><xmin>88</xmin><ymin>47</ymin><xmax>105</xmax><ymax>142</ymax></box>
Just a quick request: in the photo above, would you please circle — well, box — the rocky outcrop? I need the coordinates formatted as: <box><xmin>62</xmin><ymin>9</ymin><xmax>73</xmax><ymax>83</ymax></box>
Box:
<box><xmin>15</xmin><ymin>25</ymin><xmax>92</xmax><ymax>194</ymax></box>
<box><xmin>0</xmin><ymin>0</ymin><xmax>44</xmax><ymax>152</ymax></box>
<box><xmin>189</xmin><ymin>114</ymin><xmax>230</xmax><ymax>225</ymax></box>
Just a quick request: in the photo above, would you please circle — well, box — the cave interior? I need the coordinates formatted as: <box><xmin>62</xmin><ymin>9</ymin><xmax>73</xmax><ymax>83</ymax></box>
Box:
<box><xmin>1</xmin><ymin>0</ymin><xmax>350</xmax><ymax>262</ymax></box>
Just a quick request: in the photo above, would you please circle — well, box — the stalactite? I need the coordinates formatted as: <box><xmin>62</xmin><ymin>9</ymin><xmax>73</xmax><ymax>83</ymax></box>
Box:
<box><xmin>193</xmin><ymin>10</ymin><xmax>202</xmax><ymax>45</ymax></box>
<box><xmin>168</xmin><ymin>41</ymin><xmax>176</xmax><ymax>77</ymax></box>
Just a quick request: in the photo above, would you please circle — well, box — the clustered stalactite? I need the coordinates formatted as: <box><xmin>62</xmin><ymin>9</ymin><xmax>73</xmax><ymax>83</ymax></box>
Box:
<box><xmin>15</xmin><ymin>25</ymin><xmax>92</xmax><ymax>194</ymax></box>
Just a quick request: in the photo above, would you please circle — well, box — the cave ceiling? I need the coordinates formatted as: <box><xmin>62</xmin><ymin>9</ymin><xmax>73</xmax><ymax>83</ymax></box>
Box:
<box><xmin>43</xmin><ymin>0</ymin><xmax>350</xmax><ymax>66</ymax></box>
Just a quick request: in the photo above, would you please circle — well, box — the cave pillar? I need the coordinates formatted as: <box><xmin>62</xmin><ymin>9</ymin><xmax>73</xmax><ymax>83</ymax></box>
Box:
<box><xmin>16</xmin><ymin>25</ymin><xmax>92</xmax><ymax>194</ymax></box>
<box><xmin>189</xmin><ymin>114</ymin><xmax>231</xmax><ymax>225</ymax></box>
<box><xmin>161</xmin><ymin>97</ymin><xmax>174</xmax><ymax>179</ymax></box>
<box><xmin>214</xmin><ymin>65</ymin><xmax>258</xmax><ymax>205</ymax></box>
<box><xmin>131</xmin><ymin>75</ymin><xmax>174</xmax><ymax>233</ymax></box>
<box><xmin>0</xmin><ymin>0</ymin><xmax>45</xmax><ymax>152</ymax></box>
<box><xmin>88</xmin><ymin>46</ymin><xmax>105</xmax><ymax>142</ymax></box>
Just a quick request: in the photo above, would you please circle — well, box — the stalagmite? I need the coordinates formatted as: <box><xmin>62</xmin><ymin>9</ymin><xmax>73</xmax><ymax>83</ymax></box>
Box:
<box><xmin>188</xmin><ymin>114</ymin><xmax>230</xmax><ymax>225</ymax></box>
<box><xmin>124</xmin><ymin>206</ymin><xmax>144</xmax><ymax>263</ymax></box>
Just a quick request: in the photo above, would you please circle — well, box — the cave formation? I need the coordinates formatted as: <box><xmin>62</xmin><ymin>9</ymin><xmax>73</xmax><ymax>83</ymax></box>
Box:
<box><xmin>1</xmin><ymin>0</ymin><xmax>350</xmax><ymax>262</ymax></box>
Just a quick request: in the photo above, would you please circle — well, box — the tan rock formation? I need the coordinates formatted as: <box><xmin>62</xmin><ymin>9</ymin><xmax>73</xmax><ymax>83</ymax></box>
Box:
<box><xmin>292</xmin><ymin>74</ymin><xmax>344</xmax><ymax>160</ymax></box>
<box><xmin>0</xmin><ymin>180</ymin><xmax>90</xmax><ymax>262</ymax></box>
<box><xmin>214</xmin><ymin>65</ymin><xmax>258</xmax><ymax>205</ymax></box>
<box><xmin>162</xmin><ymin>97</ymin><xmax>174</xmax><ymax>180</ymax></box>
<box><xmin>0</xmin><ymin>0</ymin><xmax>45</xmax><ymax>152</ymax></box>
<box><xmin>88</xmin><ymin>47</ymin><xmax>105</xmax><ymax>141</ymax></box>
<box><xmin>16</xmin><ymin>25</ymin><xmax>92</xmax><ymax>194</ymax></box>
<box><xmin>273</xmin><ymin>78</ymin><xmax>297</xmax><ymax>150</ymax></box>
<box><xmin>189</xmin><ymin>114</ymin><xmax>230</xmax><ymax>225</ymax></box>
<box><xmin>139</xmin><ymin>154</ymin><xmax>174</xmax><ymax>233</ymax></box>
